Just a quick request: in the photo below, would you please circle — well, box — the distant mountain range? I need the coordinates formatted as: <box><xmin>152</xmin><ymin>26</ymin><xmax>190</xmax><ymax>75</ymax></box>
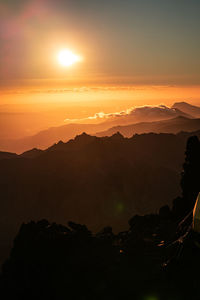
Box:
<box><xmin>96</xmin><ymin>116</ymin><xmax>200</xmax><ymax>137</ymax></box>
<box><xmin>0</xmin><ymin>101</ymin><xmax>200</xmax><ymax>153</ymax></box>
<box><xmin>172</xmin><ymin>101</ymin><xmax>200</xmax><ymax>118</ymax></box>
<box><xmin>0</xmin><ymin>123</ymin><xmax>107</xmax><ymax>154</ymax></box>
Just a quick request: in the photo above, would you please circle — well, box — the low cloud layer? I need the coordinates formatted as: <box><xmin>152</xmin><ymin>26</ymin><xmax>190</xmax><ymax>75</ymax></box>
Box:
<box><xmin>64</xmin><ymin>104</ymin><xmax>188</xmax><ymax>125</ymax></box>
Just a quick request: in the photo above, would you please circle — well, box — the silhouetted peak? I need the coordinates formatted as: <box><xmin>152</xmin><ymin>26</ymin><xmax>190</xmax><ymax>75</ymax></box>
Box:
<box><xmin>56</xmin><ymin>140</ymin><xmax>65</xmax><ymax>147</ymax></box>
<box><xmin>172</xmin><ymin>102</ymin><xmax>200</xmax><ymax>118</ymax></box>
<box><xmin>75</xmin><ymin>132</ymin><xmax>92</xmax><ymax>139</ymax></box>
<box><xmin>20</xmin><ymin>148</ymin><xmax>43</xmax><ymax>158</ymax></box>
<box><xmin>172</xmin><ymin>101</ymin><xmax>193</xmax><ymax>108</ymax></box>
<box><xmin>73</xmin><ymin>132</ymin><xmax>97</xmax><ymax>145</ymax></box>
<box><xmin>46</xmin><ymin>140</ymin><xmax>66</xmax><ymax>152</ymax></box>
<box><xmin>110</xmin><ymin>131</ymin><xmax>124</xmax><ymax>140</ymax></box>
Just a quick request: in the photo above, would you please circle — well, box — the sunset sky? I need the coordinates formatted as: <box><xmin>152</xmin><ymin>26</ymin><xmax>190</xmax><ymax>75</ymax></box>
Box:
<box><xmin>0</xmin><ymin>0</ymin><xmax>200</xmax><ymax>136</ymax></box>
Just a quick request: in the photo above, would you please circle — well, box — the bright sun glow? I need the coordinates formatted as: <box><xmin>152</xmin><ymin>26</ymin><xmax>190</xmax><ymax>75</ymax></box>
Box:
<box><xmin>57</xmin><ymin>49</ymin><xmax>82</xmax><ymax>67</ymax></box>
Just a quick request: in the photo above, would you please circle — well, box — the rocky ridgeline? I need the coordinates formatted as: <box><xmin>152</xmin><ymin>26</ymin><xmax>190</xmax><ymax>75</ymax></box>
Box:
<box><xmin>1</xmin><ymin>135</ymin><xmax>200</xmax><ymax>299</ymax></box>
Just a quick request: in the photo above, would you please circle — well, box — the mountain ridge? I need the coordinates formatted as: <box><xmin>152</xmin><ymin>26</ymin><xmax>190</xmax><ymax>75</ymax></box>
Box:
<box><xmin>172</xmin><ymin>101</ymin><xmax>200</xmax><ymax>117</ymax></box>
<box><xmin>0</xmin><ymin>130</ymin><xmax>200</xmax><ymax>266</ymax></box>
<box><xmin>96</xmin><ymin>116</ymin><xmax>200</xmax><ymax>137</ymax></box>
<box><xmin>0</xmin><ymin>102</ymin><xmax>197</xmax><ymax>154</ymax></box>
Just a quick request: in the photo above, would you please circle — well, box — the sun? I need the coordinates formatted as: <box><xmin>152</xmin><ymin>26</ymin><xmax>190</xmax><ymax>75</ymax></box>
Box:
<box><xmin>57</xmin><ymin>49</ymin><xmax>82</xmax><ymax>67</ymax></box>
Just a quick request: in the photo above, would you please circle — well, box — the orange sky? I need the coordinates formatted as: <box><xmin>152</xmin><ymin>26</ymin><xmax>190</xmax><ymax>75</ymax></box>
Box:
<box><xmin>1</xmin><ymin>0</ymin><xmax>200</xmax><ymax>139</ymax></box>
<box><xmin>1</xmin><ymin>83</ymin><xmax>200</xmax><ymax>112</ymax></box>
<box><xmin>1</xmin><ymin>0</ymin><xmax>200</xmax><ymax>88</ymax></box>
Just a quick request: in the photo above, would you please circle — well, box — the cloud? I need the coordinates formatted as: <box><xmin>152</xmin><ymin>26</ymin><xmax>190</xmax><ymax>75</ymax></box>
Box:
<box><xmin>0</xmin><ymin>85</ymin><xmax>144</xmax><ymax>95</ymax></box>
<box><xmin>64</xmin><ymin>104</ymin><xmax>184</xmax><ymax>125</ymax></box>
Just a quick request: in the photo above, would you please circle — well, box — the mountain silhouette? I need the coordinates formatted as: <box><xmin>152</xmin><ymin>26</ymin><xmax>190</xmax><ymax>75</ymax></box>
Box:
<box><xmin>0</xmin><ymin>123</ymin><xmax>109</xmax><ymax>154</ymax></box>
<box><xmin>0</xmin><ymin>151</ymin><xmax>17</xmax><ymax>160</ymax></box>
<box><xmin>20</xmin><ymin>148</ymin><xmax>43</xmax><ymax>159</ymax></box>
<box><xmin>2</xmin><ymin>170</ymin><xmax>200</xmax><ymax>300</ymax></box>
<box><xmin>172</xmin><ymin>102</ymin><xmax>200</xmax><ymax>118</ymax></box>
<box><xmin>0</xmin><ymin>102</ymin><xmax>195</xmax><ymax>154</ymax></box>
<box><xmin>96</xmin><ymin>116</ymin><xmax>200</xmax><ymax>137</ymax></box>
<box><xmin>1</xmin><ymin>130</ymin><xmax>200</xmax><ymax>265</ymax></box>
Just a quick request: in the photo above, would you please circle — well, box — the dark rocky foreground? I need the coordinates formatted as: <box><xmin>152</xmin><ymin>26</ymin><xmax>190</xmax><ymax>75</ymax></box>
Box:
<box><xmin>0</xmin><ymin>131</ymin><xmax>186</xmax><ymax>266</ymax></box>
<box><xmin>1</xmin><ymin>134</ymin><xmax>200</xmax><ymax>299</ymax></box>
<box><xmin>0</xmin><ymin>212</ymin><xmax>200</xmax><ymax>300</ymax></box>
